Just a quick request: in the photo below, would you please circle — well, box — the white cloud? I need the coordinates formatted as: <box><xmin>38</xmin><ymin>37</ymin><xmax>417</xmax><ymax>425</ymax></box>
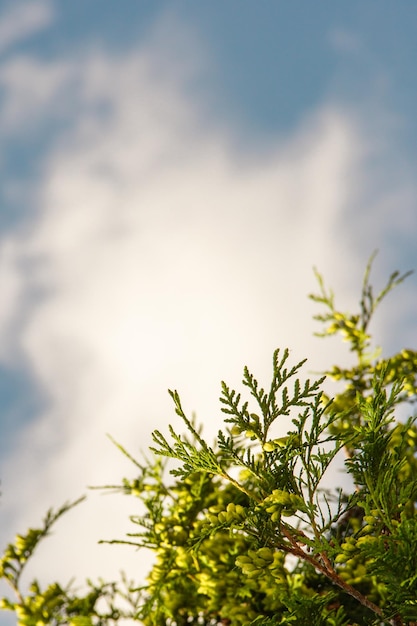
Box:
<box><xmin>0</xmin><ymin>0</ymin><xmax>53</xmax><ymax>55</ymax></box>
<box><xmin>0</xmin><ymin>14</ymin><xmax>415</xmax><ymax>619</ymax></box>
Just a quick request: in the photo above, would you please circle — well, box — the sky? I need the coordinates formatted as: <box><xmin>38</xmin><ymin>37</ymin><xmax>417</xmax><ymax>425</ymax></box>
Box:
<box><xmin>0</xmin><ymin>1</ymin><xmax>416</xmax><ymax>623</ymax></box>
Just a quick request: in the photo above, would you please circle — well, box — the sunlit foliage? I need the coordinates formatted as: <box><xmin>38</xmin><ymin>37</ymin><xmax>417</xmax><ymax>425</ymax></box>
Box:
<box><xmin>1</xmin><ymin>256</ymin><xmax>417</xmax><ymax>625</ymax></box>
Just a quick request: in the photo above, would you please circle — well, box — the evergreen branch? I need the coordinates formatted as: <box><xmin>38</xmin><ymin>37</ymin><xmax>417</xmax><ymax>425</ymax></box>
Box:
<box><xmin>0</xmin><ymin>497</ymin><xmax>85</xmax><ymax>603</ymax></box>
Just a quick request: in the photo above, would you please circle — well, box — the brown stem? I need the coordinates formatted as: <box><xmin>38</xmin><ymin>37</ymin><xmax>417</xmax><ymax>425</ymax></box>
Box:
<box><xmin>279</xmin><ymin>528</ymin><xmax>384</xmax><ymax>619</ymax></box>
<box><xmin>319</xmin><ymin>551</ymin><xmax>384</xmax><ymax>618</ymax></box>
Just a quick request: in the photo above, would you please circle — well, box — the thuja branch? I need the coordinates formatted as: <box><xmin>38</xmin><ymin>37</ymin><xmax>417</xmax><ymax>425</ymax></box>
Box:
<box><xmin>275</xmin><ymin>525</ymin><xmax>385</xmax><ymax>620</ymax></box>
<box><xmin>317</xmin><ymin>551</ymin><xmax>384</xmax><ymax>619</ymax></box>
<box><xmin>114</xmin><ymin>259</ymin><xmax>416</xmax><ymax>626</ymax></box>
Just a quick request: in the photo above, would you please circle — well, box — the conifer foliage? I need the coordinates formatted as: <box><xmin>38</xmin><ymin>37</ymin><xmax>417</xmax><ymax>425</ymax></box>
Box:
<box><xmin>1</xmin><ymin>257</ymin><xmax>417</xmax><ymax>625</ymax></box>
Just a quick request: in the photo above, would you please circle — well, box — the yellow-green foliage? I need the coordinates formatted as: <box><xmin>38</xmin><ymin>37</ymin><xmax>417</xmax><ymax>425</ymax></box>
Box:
<box><xmin>1</xmin><ymin>256</ymin><xmax>416</xmax><ymax>626</ymax></box>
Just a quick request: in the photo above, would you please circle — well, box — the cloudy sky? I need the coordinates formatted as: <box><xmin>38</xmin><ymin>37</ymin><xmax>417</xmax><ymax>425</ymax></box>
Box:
<box><xmin>0</xmin><ymin>1</ymin><xmax>416</xmax><ymax>623</ymax></box>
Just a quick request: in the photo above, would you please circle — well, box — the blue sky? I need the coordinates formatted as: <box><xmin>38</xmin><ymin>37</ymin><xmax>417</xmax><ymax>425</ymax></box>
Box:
<box><xmin>0</xmin><ymin>1</ymin><xmax>416</xmax><ymax>623</ymax></box>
